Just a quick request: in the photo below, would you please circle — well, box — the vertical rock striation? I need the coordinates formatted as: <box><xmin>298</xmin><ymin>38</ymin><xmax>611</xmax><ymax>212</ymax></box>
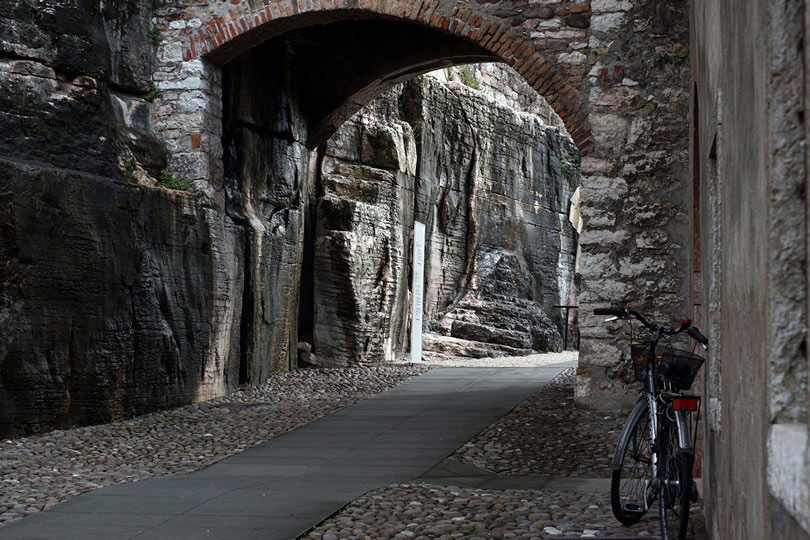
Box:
<box><xmin>311</xmin><ymin>67</ymin><xmax>580</xmax><ymax>365</ymax></box>
<box><xmin>312</xmin><ymin>95</ymin><xmax>416</xmax><ymax>366</ymax></box>
<box><xmin>221</xmin><ymin>39</ymin><xmax>312</xmax><ymax>382</ymax></box>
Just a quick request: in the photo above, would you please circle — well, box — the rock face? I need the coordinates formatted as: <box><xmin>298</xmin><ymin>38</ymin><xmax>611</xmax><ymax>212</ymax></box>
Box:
<box><xmin>221</xmin><ymin>40</ymin><xmax>312</xmax><ymax>382</ymax></box>
<box><xmin>310</xmin><ymin>68</ymin><xmax>580</xmax><ymax>365</ymax></box>
<box><xmin>0</xmin><ymin>2</ymin><xmax>249</xmax><ymax>436</ymax></box>
<box><xmin>0</xmin><ymin>2</ymin><xmax>247</xmax><ymax>436</ymax></box>
<box><xmin>311</xmin><ymin>94</ymin><xmax>416</xmax><ymax>366</ymax></box>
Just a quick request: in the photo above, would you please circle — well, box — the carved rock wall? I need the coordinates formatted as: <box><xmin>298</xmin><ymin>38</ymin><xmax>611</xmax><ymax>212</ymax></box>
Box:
<box><xmin>0</xmin><ymin>161</ymin><xmax>245</xmax><ymax>435</ymax></box>
<box><xmin>310</xmin><ymin>68</ymin><xmax>580</xmax><ymax>365</ymax></box>
<box><xmin>312</xmin><ymin>98</ymin><xmax>416</xmax><ymax>365</ymax></box>
<box><xmin>0</xmin><ymin>1</ymin><xmax>246</xmax><ymax>436</ymax></box>
<box><xmin>221</xmin><ymin>38</ymin><xmax>312</xmax><ymax>382</ymax></box>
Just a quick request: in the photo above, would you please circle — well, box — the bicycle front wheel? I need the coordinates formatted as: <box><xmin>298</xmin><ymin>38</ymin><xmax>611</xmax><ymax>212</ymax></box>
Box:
<box><xmin>610</xmin><ymin>403</ymin><xmax>653</xmax><ymax>525</ymax></box>
<box><xmin>659</xmin><ymin>419</ymin><xmax>692</xmax><ymax>540</ymax></box>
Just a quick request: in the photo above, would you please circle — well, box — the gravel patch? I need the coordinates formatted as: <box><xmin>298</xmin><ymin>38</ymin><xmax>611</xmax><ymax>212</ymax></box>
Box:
<box><xmin>302</xmin><ymin>482</ymin><xmax>707</xmax><ymax>539</ymax></box>
<box><xmin>422</xmin><ymin>351</ymin><xmax>578</xmax><ymax>368</ymax></box>
<box><xmin>453</xmin><ymin>368</ymin><xmax>628</xmax><ymax>477</ymax></box>
<box><xmin>0</xmin><ymin>365</ymin><xmax>428</xmax><ymax>526</ymax></box>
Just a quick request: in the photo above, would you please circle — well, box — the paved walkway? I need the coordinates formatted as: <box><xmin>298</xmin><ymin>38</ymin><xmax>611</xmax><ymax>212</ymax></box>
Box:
<box><xmin>1</xmin><ymin>364</ymin><xmax>574</xmax><ymax>540</ymax></box>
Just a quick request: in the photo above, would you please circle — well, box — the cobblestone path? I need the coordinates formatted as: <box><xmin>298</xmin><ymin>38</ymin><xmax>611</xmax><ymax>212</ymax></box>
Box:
<box><xmin>0</xmin><ymin>366</ymin><xmax>427</xmax><ymax>527</ymax></box>
<box><xmin>0</xmin><ymin>365</ymin><xmax>571</xmax><ymax>539</ymax></box>
<box><xmin>304</xmin><ymin>369</ymin><xmax>708</xmax><ymax>539</ymax></box>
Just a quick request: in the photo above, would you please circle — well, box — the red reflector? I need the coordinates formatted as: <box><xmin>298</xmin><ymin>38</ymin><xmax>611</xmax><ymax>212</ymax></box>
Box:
<box><xmin>681</xmin><ymin>318</ymin><xmax>692</xmax><ymax>325</ymax></box>
<box><xmin>672</xmin><ymin>398</ymin><xmax>699</xmax><ymax>411</ymax></box>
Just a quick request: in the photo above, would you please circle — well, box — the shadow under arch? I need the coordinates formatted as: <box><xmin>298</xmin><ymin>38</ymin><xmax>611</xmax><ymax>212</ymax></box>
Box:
<box><xmin>183</xmin><ymin>6</ymin><xmax>592</xmax><ymax>154</ymax></box>
<box><xmin>218</xmin><ymin>13</ymin><xmax>582</xmax><ymax>380</ymax></box>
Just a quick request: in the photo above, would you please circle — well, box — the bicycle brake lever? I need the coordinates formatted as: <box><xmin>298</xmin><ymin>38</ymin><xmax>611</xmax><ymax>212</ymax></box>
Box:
<box><xmin>605</xmin><ymin>316</ymin><xmax>619</xmax><ymax>322</ymax></box>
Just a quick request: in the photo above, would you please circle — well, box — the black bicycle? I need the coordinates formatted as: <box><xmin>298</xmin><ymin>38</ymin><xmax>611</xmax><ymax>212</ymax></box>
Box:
<box><xmin>594</xmin><ymin>306</ymin><xmax>708</xmax><ymax>540</ymax></box>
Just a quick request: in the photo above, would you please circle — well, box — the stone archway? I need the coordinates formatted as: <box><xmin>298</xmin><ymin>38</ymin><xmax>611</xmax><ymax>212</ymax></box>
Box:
<box><xmin>150</xmin><ymin>0</ymin><xmax>690</xmax><ymax>408</ymax></box>
<box><xmin>153</xmin><ymin>2</ymin><xmax>593</xmax><ymax>193</ymax></box>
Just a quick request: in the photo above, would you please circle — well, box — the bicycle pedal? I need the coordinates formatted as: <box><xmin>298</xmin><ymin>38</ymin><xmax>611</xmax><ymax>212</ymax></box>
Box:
<box><xmin>622</xmin><ymin>503</ymin><xmax>645</xmax><ymax>515</ymax></box>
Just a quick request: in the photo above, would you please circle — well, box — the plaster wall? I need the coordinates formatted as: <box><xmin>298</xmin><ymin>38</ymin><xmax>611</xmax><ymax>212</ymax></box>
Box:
<box><xmin>691</xmin><ymin>0</ymin><xmax>810</xmax><ymax>537</ymax></box>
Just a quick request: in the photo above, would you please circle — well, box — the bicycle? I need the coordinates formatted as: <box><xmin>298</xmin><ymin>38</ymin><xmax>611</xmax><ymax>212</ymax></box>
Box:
<box><xmin>594</xmin><ymin>306</ymin><xmax>709</xmax><ymax>540</ymax></box>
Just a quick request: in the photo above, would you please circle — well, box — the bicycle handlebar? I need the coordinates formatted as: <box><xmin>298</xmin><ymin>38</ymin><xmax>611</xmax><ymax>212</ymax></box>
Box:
<box><xmin>593</xmin><ymin>307</ymin><xmax>654</xmax><ymax>330</ymax></box>
<box><xmin>594</xmin><ymin>308</ymin><xmax>625</xmax><ymax>316</ymax></box>
<box><xmin>593</xmin><ymin>305</ymin><xmax>709</xmax><ymax>347</ymax></box>
<box><xmin>687</xmin><ymin>326</ymin><xmax>709</xmax><ymax>345</ymax></box>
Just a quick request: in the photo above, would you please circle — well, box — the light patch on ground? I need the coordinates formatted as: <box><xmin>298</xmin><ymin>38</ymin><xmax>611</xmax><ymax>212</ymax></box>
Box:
<box><xmin>416</xmin><ymin>350</ymin><xmax>578</xmax><ymax>368</ymax></box>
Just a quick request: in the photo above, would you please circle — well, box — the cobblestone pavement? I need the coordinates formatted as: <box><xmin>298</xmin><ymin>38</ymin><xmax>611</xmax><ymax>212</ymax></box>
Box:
<box><xmin>303</xmin><ymin>483</ymin><xmax>707</xmax><ymax>539</ymax></box>
<box><xmin>0</xmin><ymin>365</ymin><xmax>428</xmax><ymax>526</ymax></box>
<box><xmin>453</xmin><ymin>368</ymin><xmax>626</xmax><ymax>477</ymax></box>
<box><xmin>304</xmin><ymin>366</ymin><xmax>708</xmax><ymax>539</ymax></box>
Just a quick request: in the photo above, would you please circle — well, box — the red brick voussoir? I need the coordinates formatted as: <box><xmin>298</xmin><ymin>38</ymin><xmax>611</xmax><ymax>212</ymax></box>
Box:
<box><xmin>172</xmin><ymin>0</ymin><xmax>592</xmax><ymax>155</ymax></box>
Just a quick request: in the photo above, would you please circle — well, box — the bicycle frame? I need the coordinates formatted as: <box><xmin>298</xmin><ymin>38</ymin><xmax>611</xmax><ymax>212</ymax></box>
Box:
<box><xmin>609</xmin><ymin>324</ymin><xmax>697</xmax><ymax>509</ymax></box>
<box><xmin>645</xmin><ymin>327</ymin><xmax>663</xmax><ymax>481</ymax></box>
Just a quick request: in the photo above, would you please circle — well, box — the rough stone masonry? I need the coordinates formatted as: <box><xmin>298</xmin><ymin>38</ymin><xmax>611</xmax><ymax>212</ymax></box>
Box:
<box><xmin>0</xmin><ymin>0</ymin><xmax>690</xmax><ymax>435</ymax></box>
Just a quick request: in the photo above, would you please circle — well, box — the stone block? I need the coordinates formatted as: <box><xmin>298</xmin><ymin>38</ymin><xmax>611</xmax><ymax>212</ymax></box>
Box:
<box><xmin>591</xmin><ymin>0</ymin><xmax>633</xmax><ymax>13</ymax></box>
<box><xmin>590</xmin><ymin>12</ymin><xmax>625</xmax><ymax>33</ymax></box>
<box><xmin>523</xmin><ymin>6</ymin><xmax>555</xmax><ymax>19</ymax></box>
<box><xmin>564</xmin><ymin>13</ymin><xmax>590</xmax><ymax>29</ymax></box>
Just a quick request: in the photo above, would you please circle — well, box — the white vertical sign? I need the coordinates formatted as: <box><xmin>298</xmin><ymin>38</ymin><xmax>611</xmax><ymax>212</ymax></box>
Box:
<box><xmin>410</xmin><ymin>221</ymin><xmax>426</xmax><ymax>363</ymax></box>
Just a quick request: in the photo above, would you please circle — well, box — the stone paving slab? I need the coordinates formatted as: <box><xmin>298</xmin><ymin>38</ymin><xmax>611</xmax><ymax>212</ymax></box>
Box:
<box><xmin>417</xmin><ymin>457</ymin><xmax>612</xmax><ymax>493</ymax></box>
<box><xmin>0</xmin><ymin>362</ymin><xmax>575</xmax><ymax>539</ymax></box>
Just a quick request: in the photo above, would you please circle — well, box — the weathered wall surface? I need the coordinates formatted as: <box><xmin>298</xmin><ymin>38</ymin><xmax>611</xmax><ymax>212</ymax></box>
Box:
<box><xmin>412</xmin><ymin>74</ymin><xmax>578</xmax><ymax>359</ymax></box>
<box><xmin>312</xmin><ymin>91</ymin><xmax>416</xmax><ymax>366</ymax></box>
<box><xmin>574</xmin><ymin>0</ymin><xmax>691</xmax><ymax>407</ymax></box>
<box><xmin>0</xmin><ymin>162</ymin><xmax>244</xmax><ymax>435</ymax></box>
<box><xmin>221</xmin><ymin>39</ymin><xmax>312</xmax><ymax>382</ymax></box>
<box><xmin>311</xmin><ymin>67</ymin><xmax>579</xmax><ymax>366</ymax></box>
<box><xmin>692</xmin><ymin>0</ymin><xmax>810</xmax><ymax>538</ymax></box>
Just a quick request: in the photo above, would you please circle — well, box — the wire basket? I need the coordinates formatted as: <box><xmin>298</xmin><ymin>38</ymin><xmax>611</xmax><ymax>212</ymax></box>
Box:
<box><xmin>630</xmin><ymin>345</ymin><xmax>705</xmax><ymax>390</ymax></box>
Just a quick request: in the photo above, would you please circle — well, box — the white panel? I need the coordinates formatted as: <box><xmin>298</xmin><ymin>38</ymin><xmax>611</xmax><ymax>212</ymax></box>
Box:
<box><xmin>410</xmin><ymin>221</ymin><xmax>426</xmax><ymax>363</ymax></box>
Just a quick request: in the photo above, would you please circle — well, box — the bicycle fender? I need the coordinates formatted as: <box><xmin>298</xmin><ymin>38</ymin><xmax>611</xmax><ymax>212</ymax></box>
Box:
<box><xmin>609</xmin><ymin>397</ymin><xmax>648</xmax><ymax>471</ymax></box>
<box><xmin>675</xmin><ymin>411</ymin><xmax>693</xmax><ymax>452</ymax></box>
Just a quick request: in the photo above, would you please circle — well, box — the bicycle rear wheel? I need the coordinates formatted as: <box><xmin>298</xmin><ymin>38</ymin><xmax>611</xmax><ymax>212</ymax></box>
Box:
<box><xmin>659</xmin><ymin>419</ymin><xmax>692</xmax><ymax>540</ymax></box>
<box><xmin>610</xmin><ymin>403</ymin><xmax>653</xmax><ymax>525</ymax></box>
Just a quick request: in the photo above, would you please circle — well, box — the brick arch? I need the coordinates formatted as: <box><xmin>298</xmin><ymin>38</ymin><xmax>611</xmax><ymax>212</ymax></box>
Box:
<box><xmin>175</xmin><ymin>2</ymin><xmax>592</xmax><ymax>154</ymax></box>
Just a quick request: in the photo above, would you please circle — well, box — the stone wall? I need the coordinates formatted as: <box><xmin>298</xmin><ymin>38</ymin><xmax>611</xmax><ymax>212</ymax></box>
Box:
<box><xmin>575</xmin><ymin>0</ymin><xmax>691</xmax><ymax>407</ymax></box>
<box><xmin>310</xmin><ymin>66</ymin><xmax>579</xmax><ymax>366</ymax></box>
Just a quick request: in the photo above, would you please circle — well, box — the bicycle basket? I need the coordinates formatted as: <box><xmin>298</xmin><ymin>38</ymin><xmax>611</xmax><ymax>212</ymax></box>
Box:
<box><xmin>629</xmin><ymin>346</ymin><xmax>704</xmax><ymax>390</ymax></box>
